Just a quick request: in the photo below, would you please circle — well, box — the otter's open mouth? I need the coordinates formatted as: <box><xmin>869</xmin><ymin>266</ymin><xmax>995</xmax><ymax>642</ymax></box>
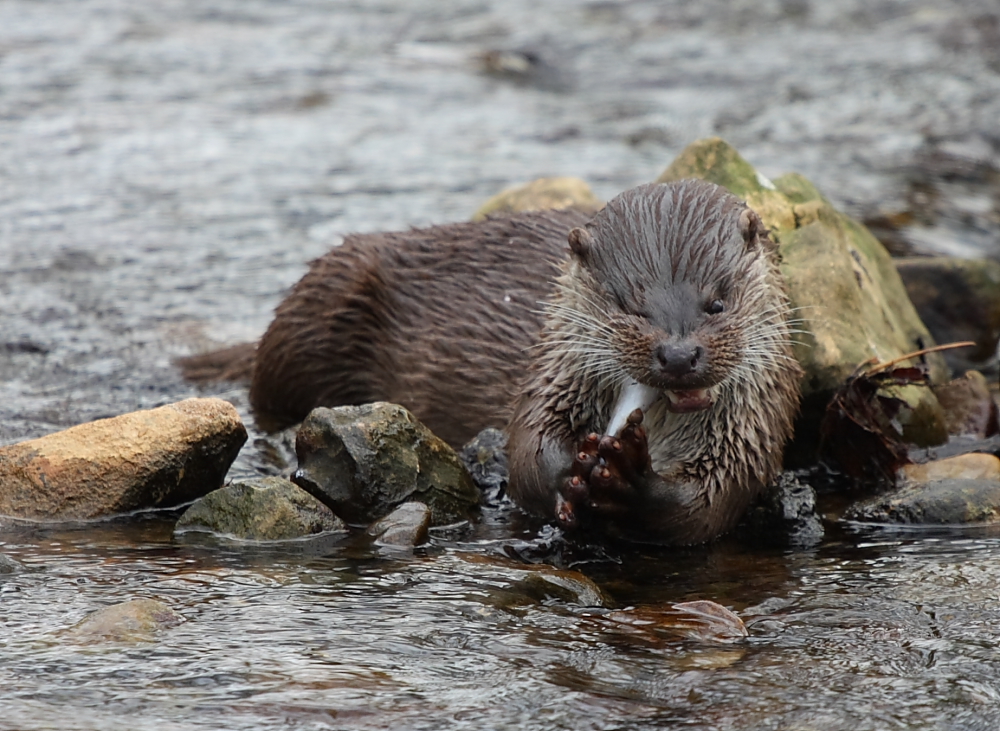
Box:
<box><xmin>664</xmin><ymin>389</ymin><xmax>712</xmax><ymax>413</ymax></box>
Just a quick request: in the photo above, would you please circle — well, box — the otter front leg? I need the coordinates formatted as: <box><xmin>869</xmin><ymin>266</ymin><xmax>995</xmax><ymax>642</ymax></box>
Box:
<box><xmin>556</xmin><ymin>409</ymin><xmax>651</xmax><ymax>534</ymax></box>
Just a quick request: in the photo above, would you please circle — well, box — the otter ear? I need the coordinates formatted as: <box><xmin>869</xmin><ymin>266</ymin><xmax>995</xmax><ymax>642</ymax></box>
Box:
<box><xmin>738</xmin><ymin>208</ymin><xmax>762</xmax><ymax>248</ymax></box>
<box><xmin>567</xmin><ymin>227</ymin><xmax>593</xmax><ymax>259</ymax></box>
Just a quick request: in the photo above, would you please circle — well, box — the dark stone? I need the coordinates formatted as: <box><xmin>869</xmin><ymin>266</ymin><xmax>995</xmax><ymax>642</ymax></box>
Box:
<box><xmin>458</xmin><ymin>427</ymin><xmax>509</xmax><ymax>503</ymax></box>
<box><xmin>292</xmin><ymin>402</ymin><xmax>480</xmax><ymax>527</ymax></box>
<box><xmin>740</xmin><ymin>472</ymin><xmax>824</xmax><ymax>548</ymax></box>
<box><xmin>0</xmin><ymin>553</ymin><xmax>24</xmax><ymax>574</ymax></box>
<box><xmin>934</xmin><ymin>371</ymin><xmax>1000</xmax><ymax>438</ymax></box>
<box><xmin>895</xmin><ymin>257</ymin><xmax>1000</xmax><ymax>374</ymax></box>
<box><xmin>845</xmin><ymin>478</ymin><xmax>1000</xmax><ymax>524</ymax></box>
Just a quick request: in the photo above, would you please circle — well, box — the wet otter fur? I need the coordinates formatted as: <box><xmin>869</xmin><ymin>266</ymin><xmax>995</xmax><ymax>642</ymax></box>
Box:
<box><xmin>246</xmin><ymin>208</ymin><xmax>590</xmax><ymax>446</ymax></box>
<box><xmin>179</xmin><ymin>179</ymin><xmax>801</xmax><ymax>544</ymax></box>
<box><xmin>506</xmin><ymin>181</ymin><xmax>801</xmax><ymax>543</ymax></box>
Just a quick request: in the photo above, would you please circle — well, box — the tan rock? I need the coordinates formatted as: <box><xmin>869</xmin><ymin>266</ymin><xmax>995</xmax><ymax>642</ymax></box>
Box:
<box><xmin>902</xmin><ymin>453</ymin><xmax>1000</xmax><ymax>483</ymax></box>
<box><xmin>65</xmin><ymin>598</ymin><xmax>184</xmax><ymax>643</ymax></box>
<box><xmin>0</xmin><ymin>398</ymin><xmax>247</xmax><ymax>521</ymax></box>
<box><xmin>471</xmin><ymin>176</ymin><xmax>602</xmax><ymax>222</ymax></box>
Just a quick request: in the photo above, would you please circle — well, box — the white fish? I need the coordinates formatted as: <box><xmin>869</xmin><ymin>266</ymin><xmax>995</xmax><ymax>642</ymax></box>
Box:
<box><xmin>606</xmin><ymin>379</ymin><xmax>659</xmax><ymax>436</ymax></box>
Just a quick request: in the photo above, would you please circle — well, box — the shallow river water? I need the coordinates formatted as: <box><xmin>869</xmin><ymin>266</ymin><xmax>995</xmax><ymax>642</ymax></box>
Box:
<box><xmin>2</xmin><ymin>1</ymin><xmax>1000</xmax><ymax>729</ymax></box>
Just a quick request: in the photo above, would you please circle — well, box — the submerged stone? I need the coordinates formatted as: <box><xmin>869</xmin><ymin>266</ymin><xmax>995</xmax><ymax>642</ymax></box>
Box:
<box><xmin>367</xmin><ymin>501</ymin><xmax>431</xmax><ymax>547</ymax></box>
<box><xmin>0</xmin><ymin>398</ymin><xmax>247</xmax><ymax>521</ymax></box>
<box><xmin>65</xmin><ymin>598</ymin><xmax>184</xmax><ymax>643</ymax></box>
<box><xmin>0</xmin><ymin>553</ymin><xmax>24</xmax><ymax>574</ymax></box>
<box><xmin>175</xmin><ymin>476</ymin><xmax>345</xmax><ymax>541</ymax></box>
<box><xmin>293</xmin><ymin>402</ymin><xmax>480</xmax><ymax>527</ymax></box>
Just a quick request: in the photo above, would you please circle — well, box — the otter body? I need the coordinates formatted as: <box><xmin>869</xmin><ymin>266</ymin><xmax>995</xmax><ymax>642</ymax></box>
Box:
<box><xmin>188</xmin><ymin>180</ymin><xmax>801</xmax><ymax>544</ymax></box>
<box><xmin>249</xmin><ymin>208</ymin><xmax>592</xmax><ymax>446</ymax></box>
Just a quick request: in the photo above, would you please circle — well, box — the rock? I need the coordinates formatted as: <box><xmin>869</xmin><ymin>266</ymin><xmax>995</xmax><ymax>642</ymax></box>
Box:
<box><xmin>658</xmin><ymin>138</ymin><xmax>950</xmax><ymax>455</ymax></box>
<box><xmin>605</xmin><ymin>601</ymin><xmax>748</xmax><ymax>644</ymax></box>
<box><xmin>739</xmin><ymin>472</ymin><xmax>824</xmax><ymax>548</ymax></box>
<box><xmin>845</xmin><ymin>478</ymin><xmax>1000</xmax><ymax>524</ymax></box>
<box><xmin>65</xmin><ymin>598</ymin><xmax>184</xmax><ymax>643</ymax></box>
<box><xmin>894</xmin><ymin>257</ymin><xmax>1000</xmax><ymax>374</ymax></box>
<box><xmin>0</xmin><ymin>553</ymin><xmax>24</xmax><ymax>574</ymax></box>
<box><xmin>934</xmin><ymin>371</ymin><xmax>1000</xmax><ymax>438</ymax></box>
<box><xmin>514</xmin><ymin>570</ymin><xmax>606</xmax><ymax>607</ymax></box>
<box><xmin>367</xmin><ymin>501</ymin><xmax>431</xmax><ymax>547</ymax></box>
<box><xmin>901</xmin><ymin>453</ymin><xmax>1000</xmax><ymax>483</ymax></box>
<box><xmin>293</xmin><ymin>402</ymin><xmax>480</xmax><ymax>526</ymax></box>
<box><xmin>476</xmin><ymin>47</ymin><xmax>574</xmax><ymax>92</ymax></box>
<box><xmin>0</xmin><ymin>398</ymin><xmax>247</xmax><ymax>521</ymax></box>
<box><xmin>849</xmin><ymin>452</ymin><xmax>1000</xmax><ymax>525</ymax></box>
<box><xmin>174</xmin><ymin>476</ymin><xmax>346</xmax><ymax>541</ymax></box>
<box><xmin>458</xmin><ymin>428</ymin><xmax>509</xmax><ymax>503</ymax></box>
<box><xmin>471</xmin><ymin>176</ymin><xmax>602</xmax><ymax>222</ymax></box>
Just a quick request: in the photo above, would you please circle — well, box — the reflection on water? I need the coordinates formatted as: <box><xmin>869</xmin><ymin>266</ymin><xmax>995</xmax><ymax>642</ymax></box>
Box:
<box><xmin>3</xmin><ymin>518</ymin><xmax>1000</xmax><ymax>730</ymax></box>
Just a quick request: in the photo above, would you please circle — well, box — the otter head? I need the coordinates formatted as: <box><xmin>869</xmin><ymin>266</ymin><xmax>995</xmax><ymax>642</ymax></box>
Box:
<box><xmin>565</xmin><ymin>179</ymin><xmax>773</xmax><ymax>413</ymax></box>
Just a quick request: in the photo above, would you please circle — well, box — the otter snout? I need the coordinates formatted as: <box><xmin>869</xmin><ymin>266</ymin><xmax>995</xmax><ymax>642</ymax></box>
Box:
<box><xmin>655</xmin><ymin>341</ymin><xmax>704</xmax><ymax>379</ymax></box>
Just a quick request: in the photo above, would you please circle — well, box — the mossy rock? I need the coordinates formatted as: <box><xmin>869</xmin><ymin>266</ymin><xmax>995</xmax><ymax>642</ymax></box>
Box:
<box><xmin>658</xmin><ymin>138</ymin><xmax>949</xmax><ymax>449</ymax></box>
<box><xmin>472</xmin><ymin>176</ymin><xmax>602</xmax><ymax>221</ymax></box>
<box><xmin>175</xmin><ymin>476</ymin><xmax>345</xmax><ymax>541</ymax></box>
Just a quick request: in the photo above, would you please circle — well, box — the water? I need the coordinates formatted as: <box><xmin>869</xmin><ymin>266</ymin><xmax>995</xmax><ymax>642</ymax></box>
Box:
<box><xmin>2</xmin><ymin>0</ymin><xmax>1000</xmax><ymax>728</ymax></box>
<box><xmin>4</xmin><ymin>520</ymin><xmax>1000</xmax><ymax>729</ymax></box>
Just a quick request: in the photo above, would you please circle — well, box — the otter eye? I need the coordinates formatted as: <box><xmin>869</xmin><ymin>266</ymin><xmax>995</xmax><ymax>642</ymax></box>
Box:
<box><xmin>705</xmin><ymin>299</ymin><xmax>724</xmax><ymax>315</ymax></box>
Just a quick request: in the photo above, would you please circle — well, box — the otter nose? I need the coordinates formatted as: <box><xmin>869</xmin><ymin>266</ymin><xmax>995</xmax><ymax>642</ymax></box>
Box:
<box><xmin>655</xmin><ymin>342</ymin><xmax>703</xmax><ymax>378</ymax></box>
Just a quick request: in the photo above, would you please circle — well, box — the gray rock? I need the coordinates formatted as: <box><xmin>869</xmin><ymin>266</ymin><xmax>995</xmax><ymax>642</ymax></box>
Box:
<box><xmin>740</xmin><ymin>472</ymin><xmax>824</xmax><ymax>548</ymax></box>
<box><xmin>293</xmin><ymin>402</ymin><xmax>480</xmax><ymax>526</ymax></box>
<box><xmin>367</xmin><ymin>502</ymin><xmax>431</xmax><ymax>547</ymax></box>
<box><xmin>845</xmin><ymin>478</ymin><xmax>1000</xmax><ymax>524</ymax></box>
<box><xmin>0</xmin><ymin>553</ymin><xmax>24</xmax><ymax>574</ymax></box>
<box><xmin>0</xmin><ymin>398</ymin><xmax>247</xmax><ymax>521</ymax></box>
<box><xmin>459</xmin><ymin>427</ymin><xmax>509</xmax><ymax>502</ymax></box>
<box><xmin>65</xmin><ymin>598</ymin><xmax>184</xmax><ymax>643</ymax></box>
<box><xmin>175</xmin><ymin>476</ymin><xmax>345</xmax><ymax>541</ymax></box>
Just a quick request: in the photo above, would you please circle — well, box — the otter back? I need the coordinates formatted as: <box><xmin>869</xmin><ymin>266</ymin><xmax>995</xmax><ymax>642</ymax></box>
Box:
<box><xmin>249</xmin><ymin>209</ymin><xmax>593</xmax><ymax>445</ymax></box>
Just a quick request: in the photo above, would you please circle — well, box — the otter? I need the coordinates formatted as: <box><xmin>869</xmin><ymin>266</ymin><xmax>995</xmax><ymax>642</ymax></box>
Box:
<box><xmin>179</xmin><ymin>179</ymin><xmax>801</xmax><ymax>544</ymax></box>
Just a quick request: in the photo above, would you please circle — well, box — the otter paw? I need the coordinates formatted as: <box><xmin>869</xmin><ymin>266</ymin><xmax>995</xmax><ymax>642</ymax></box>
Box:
<box><xmin>557</xmin><ymin>433</ymin><xmax>600</xmax><ymax>529</ymax></box>
<box><xmin>556</xmin><ymin>415</ymin><xmax>653</xmax><ymax>531</ymax></box>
